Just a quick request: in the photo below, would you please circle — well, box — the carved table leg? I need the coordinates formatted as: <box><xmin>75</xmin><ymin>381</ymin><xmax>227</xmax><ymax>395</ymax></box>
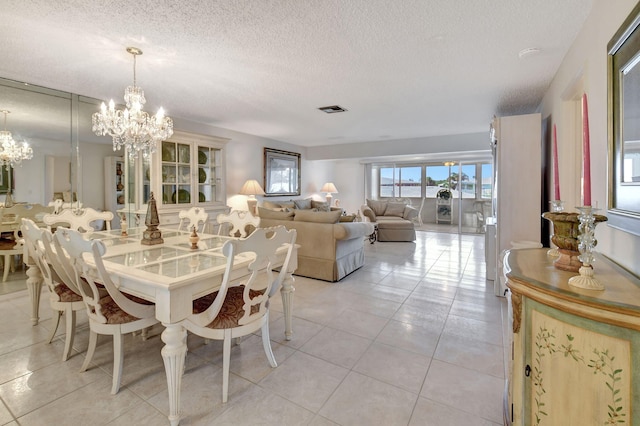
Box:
<box><xmin>25</xmin><ymin>260</ymin><xmax>43</xmax><ymax>326</ymax></box>
<box><xmin>280</xmin><ymin>272</ymin><xmax>295</xmax><ymax>341</ymax></box>
<box><xmin>161</xmin><ymin>323</ymin><xmax>188</xmax><ymax>426</ymax></box>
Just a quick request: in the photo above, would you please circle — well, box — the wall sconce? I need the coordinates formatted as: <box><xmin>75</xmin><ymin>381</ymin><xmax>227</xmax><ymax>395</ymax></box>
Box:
<box><xmin>239</xmin><ymin>179</ymin><xmax>265</xmax><ymax>215</ymax></box>
<box><xmin>320</xmin><ymin>182</ymin><xmax>338</xmax><ymax>205</ymax></box>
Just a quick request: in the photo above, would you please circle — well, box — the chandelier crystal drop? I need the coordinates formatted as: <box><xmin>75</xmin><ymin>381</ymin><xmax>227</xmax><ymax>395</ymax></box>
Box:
<box><xmin>92</xmin><ymin>47</ymin><xmax>173</xmax><ymax>158</ymax></box>
<box><xmin>0</xmin><ymin>110</ymin><xmax>33</xmax><ymax>167</ymax></box>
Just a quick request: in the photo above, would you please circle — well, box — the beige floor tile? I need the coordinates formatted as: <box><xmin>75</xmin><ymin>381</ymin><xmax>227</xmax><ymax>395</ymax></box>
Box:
<box><xmin>18</xmin><ymin>376</ymin><xmax>144</xmax><ymax>426</ymax></box>
<box><xmin>443</xmin><ymin>314</ymin><xmax>504</xmax><ymax>346</ymax></box>
<box><xmin>449</xmin><ymin>298</ymin><xmax>503</xmax><ymax>323</ymax></box>
<box><xmin>409</xmin><ymin>396</ymin><xmax>501</xmax><ymax>425</ymax></box>
<box><xmin>434</xmin><ymin>333</ymin><xmax>505</xmax><ymax>378</ymax></box>
<box><xmin>107</xmin><ymin>401</ymin><xmax>168</xmax><ymax>426</ymax></box>
<box><xmin>300</xmin><ymin>327</ymin><xmax>372</xmax><ymax>369</ymax></box>
<box><xmin>259</xmin><ymin>351</ymin><xmax>348</xmax><ymax>412</ymax></box>
<box><xmin>353</xmin><ymin>342</ymin><xmax>432</xmax><ymax>393</ymax></box>
<box><xmin>420</xmin><ymin>359</ymin><xmax>504</xmax><ymax>423</ymax></box>
<box><xmin>376</xmin><ymin>319</ymin><xmax>441</xmax><ymax>357</ymax></box>
<box><xmin>319</xmin><ymin>371</ymin><xmax>417</xmax><ymax>426</ymax></box>
<box><xmin>208</xmin><ymin>334</ymin><xmax>296</xmax><ymax>383</ymax></box>
<box><xmin>0</xmin><ymin>400</ymin><xmax>13</xmax><ymax>425</ymax></box>
<box><xmin>391</xmin><ymin>303</ymin><xmax>448</xmax><ymax>333</ymax></box>
<box><xmin>207</xmin><ymin>385</ymin><xmax>315</xmax><ymax>425</ymax></box>
<box><xmin>326</xmin><ymin>308</ymin><xmax>389</xmax><ymax>339</ymax></box>
<box><xmin>0</xmin><ymin>353</ymin><xmax>108</xmax><ymax>417</ymax></box>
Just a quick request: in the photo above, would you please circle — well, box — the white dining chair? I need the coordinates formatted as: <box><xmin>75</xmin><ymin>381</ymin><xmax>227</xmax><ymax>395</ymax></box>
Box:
<box><xmin>21</xmin><ymin>218</ymin><xmax>87</xmax><ymax>361</ymax></box>
<box><xmin>43</xmin><ymin>207</ymin><xmax>114</xmax><ymax>233</ymax></box>
<box><xmin>185</xmin><ymin>225</ymin><xmax>296</xmax><ymax>403</ymax></box>
<box><xmin>216</xmin><ymin>210</ymin><xmax>260</xmax><ymax>238</ymax></box>
<box><xmin>54</xmin><ymin>227</ymin><xmax>159</xmax><ymax>394</ymax></box>
<box><xmin>178</xmin><ymin>207</ymin><xmax>209</xmax><ymax>233</ymax></box>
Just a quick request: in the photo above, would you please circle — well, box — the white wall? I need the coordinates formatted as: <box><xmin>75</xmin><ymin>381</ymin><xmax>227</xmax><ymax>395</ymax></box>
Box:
<box><xmin>540</xmin><ymin>0</ymin><xmax>640</xmax><ymax>275</ymax></box>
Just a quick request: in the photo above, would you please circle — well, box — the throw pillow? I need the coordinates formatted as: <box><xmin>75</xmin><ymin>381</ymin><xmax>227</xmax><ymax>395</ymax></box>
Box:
<box><xmin>339</xmin><ymin>214</ymin><xmax>356</xmax><ymax>222</ymax></box>
<box><xmin>293</xmin><ymin>198</ymin><xmax>313</xmax><ymax>209</ymax></box>
<box><xmin>257</xmin><ymin>207</ymin><xmax>295</xmax><ymax>220</ymax></box>
<box><xmin>280</xmin><ymin>201</ymin><xmax>296</xmax><ymax>210</ymax></box>
<box><xmin>293</xmin><ymin>209</ymin><xmax>341</xmax><ymax>223</ymax></box>
<box><xmin>366</xmin><ymin>199</ymin><xmax>388</xmax><ymax>216</ymax></box>
<box><xmin>261</xmin><ymin>200</ymin><xmax>283</xmax><ymax>211</ymax></box>
<box><xmin>311</xmin><ymin>200</ymin><xmax>330</xmax><ymax>212</ymax></box>
<box><xmin>385</xmin><ymin>202</ymin><xmax>406</xmax><ymax>217</ymax></box>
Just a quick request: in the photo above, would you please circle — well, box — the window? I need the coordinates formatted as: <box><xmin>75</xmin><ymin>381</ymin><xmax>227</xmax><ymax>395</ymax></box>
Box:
<box><xmin>375</xmin><ymin>161</ymin><xmax>492</xmax><ymax>200</ymax></box>
<box><xmin>379</xmin><ymin>166</ymin><xmax>422</xmax><ymax>198</ymax></box>
<box><xmin>425</xmin><ymin>165</ymin><xmax>449</xmax><ymax>197</ymax></box>
<box><xmin>481</xmin><ymin>162</ymin><xmax>493</xmax><ymax>199</ymax></box>
<box><xmin>459</xmin><ymin>164</ymin><xmax>476</xmax><ymax>199</ymax></box>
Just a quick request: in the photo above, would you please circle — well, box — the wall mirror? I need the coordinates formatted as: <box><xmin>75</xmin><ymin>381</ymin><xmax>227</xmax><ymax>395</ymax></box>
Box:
<box><xmin>263</xmin><ymin>148</ymin><xmax>301</xmax><ymax>196</ymax></box>
<box><xmin>608</xmin><ymin>2</ymin><xmax>640</xmax><ymax>236</ymax></box>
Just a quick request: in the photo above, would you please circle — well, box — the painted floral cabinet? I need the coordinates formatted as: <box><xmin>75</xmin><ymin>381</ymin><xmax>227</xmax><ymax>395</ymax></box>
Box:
<box><xmin>504</xmin><ymin>249</ymin><xmax>640</xmax><ymax>425</ymax></box>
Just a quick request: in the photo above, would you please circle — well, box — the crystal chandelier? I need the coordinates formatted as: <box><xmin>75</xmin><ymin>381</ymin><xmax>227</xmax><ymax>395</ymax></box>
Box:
<box><xmin>92</xmin><ymin>47</ymin><xmax>173</xmax><ymax>158</ymax></box>
<box><xmin>0</xmin><ymin>110</ymin><xmax>33</xmax><ymax>167</ymax></box>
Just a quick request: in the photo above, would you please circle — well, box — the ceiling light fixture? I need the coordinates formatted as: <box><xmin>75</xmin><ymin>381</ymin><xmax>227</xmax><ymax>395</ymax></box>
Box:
<box><xmin>0</xmin><ymin>110</ymin><xmax>33</xmax><ymax>167</ymax></box>
<box><xmin>518</xmin><ymin>47</ymin><xmax>542</xmax><ymax>59</ymax></box>
<box><xmin>92</xmin><ymin>47</ymin><xmax>174</xmax><ymax>158</ymax></box>
<box><xmin>318</xmin><ymin>105</ymin><xmax>348</xmax><ymax>114</ymax></box>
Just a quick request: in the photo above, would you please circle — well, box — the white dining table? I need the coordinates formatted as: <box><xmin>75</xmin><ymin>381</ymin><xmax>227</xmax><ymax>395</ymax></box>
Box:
<box><xmin>23</xmin><ymin>227</ymin><xmax>298</xmax><ymax>426</ymax></box>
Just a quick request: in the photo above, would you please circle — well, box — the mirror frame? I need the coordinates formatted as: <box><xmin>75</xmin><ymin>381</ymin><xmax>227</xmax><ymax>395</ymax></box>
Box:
<box><xmin>263</xmin><ymin>147</ymin><xmax>301</xmax><ymax>197</ymax></box>
<box><xmin>608</xmin><ymin>2</ymin><xmax>640</xmax><ymax>236</ymax></box>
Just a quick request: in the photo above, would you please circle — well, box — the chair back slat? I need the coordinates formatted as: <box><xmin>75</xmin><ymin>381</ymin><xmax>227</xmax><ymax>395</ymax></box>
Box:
<box><xmin>178</xmin><ymin>207</ymin><xmax>209</xmax><ymax>233</ymax></box>
<box><xmin>43</xmin><ymin>207</ymin><xmax>114</xmax><ymax>233</ymax></box>
<box><xmin>216</xmin><ymin>210</ymin><xmax>260</xmax><ymax>238</ymax></box>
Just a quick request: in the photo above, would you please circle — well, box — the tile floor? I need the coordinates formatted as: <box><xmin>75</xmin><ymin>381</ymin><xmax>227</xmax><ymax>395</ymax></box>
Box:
<box><xmin>0</xmin><ymin>231</ymin><xmax>507</xmax><ymax>425</ymax></box>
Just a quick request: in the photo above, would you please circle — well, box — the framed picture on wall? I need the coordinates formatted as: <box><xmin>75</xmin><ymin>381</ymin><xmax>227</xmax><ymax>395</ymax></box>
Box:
<box><xmin>0</xmin><ymin>166</ymin><xmax>13</xmax><ymax>194</ymax></box>
<box><xmin>263</xmin><ymin>148</ymin><xmax>301</xmax><ymax>196</ymax></box>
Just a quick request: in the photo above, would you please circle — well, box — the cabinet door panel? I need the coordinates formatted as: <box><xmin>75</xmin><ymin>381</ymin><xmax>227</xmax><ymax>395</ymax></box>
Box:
<box><xmin>528</xmin><ymin>308</ymin><xmax>632</xmax><ymax>425</ymax></box>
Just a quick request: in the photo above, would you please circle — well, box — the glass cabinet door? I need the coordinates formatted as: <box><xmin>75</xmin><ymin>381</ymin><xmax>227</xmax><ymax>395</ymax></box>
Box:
<box><xmin>162</xmin><ymin>141</ymin><xmax>192</xmax><ymax>205</ymax></box>
<box><xmin>197</xmin><ymin>145</ymin><xmax>222</xmax><ymax>203</ymax></box>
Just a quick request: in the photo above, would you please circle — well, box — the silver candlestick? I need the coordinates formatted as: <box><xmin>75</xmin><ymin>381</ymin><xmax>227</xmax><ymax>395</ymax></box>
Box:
<box><xmin>568</xmin><ymin>206</ymin><xmax>604</xmax><ymax>290</ymax></box>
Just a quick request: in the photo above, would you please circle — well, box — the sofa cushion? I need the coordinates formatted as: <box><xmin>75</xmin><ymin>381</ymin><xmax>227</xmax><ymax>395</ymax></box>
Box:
<box><xmin>280</xmin><ymin>201</ymin><xmax>296</xmax><ymax>210</ymax></box>
<box><xmin>293</xmin><ymin>198</ymin><xmax>313</xmax><ymax>209</ymax></box>
<box><xmin>257</xmin><ymin>207</ymin><xmax>294</xmax><ymax>220</ymax></box>
<box><xmin>339</xmin><ymin>214</ymin><xmax>356</xmax><ymax>222</ymax></box>
<box><xmin>385</xmin><ymin>202</ymin><xmax>406</xmax><ymax>217</ymax></box>
<box><xmin>311</xmin><ymin>200</ymin><xmax>331</xmax><ymax>212</ymax></box>
<box><xmin>261</xmin><ymin>200</ymin><xmax>283</xmax><ymax>211</ymax></box>
<box><xmin>294</xmin><ymin>209</ymin><xmax>341</xmax><ymax>223</ymax></box>
<box><xmin>366</xmin><ymin>199</ymin><xmax>388</xmax><ymax>216</ymax></box>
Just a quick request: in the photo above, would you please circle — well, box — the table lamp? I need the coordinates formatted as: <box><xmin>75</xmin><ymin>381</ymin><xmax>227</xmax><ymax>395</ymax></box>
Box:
<box><xmin>321</xmin><ymin>182</ymin><xmax>338</xmax><ymax>205</ymax></box>
<box><xmin>239</xmin><ymin>179</ymin><xmax>265</xmax><ymax>215</ymax></box>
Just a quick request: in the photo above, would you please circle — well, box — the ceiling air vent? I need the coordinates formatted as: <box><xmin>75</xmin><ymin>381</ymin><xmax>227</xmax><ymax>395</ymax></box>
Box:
<box><xmin>318</xmin><ymin>105</ymin><xmax>348</xmax><ymax>113</ymax></box>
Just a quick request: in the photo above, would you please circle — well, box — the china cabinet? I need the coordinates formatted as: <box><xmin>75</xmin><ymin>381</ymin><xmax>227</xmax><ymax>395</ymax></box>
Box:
<box><xmin>104</xmin><ymin>156</ymin><xmax>125</xmax><ymax>229</ymax></box>
<box><xmin>118</xmin><ymin>154</ymin><xmax>151</xmax><ymax>227</ymax></box>
<box><xmin>504</xmin><ymin>248</ymin><xmax>640</xmax><ymax>425</ymax></box>
<box><xmin>155</xmin><ymin>130</ymin><xmax>229</xmax><ymax>229</ymax></box>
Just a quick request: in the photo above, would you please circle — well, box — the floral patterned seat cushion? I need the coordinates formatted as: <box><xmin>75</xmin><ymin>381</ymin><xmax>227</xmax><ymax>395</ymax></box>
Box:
<box><xmin>94</xmin><ymin>294</ymin><xmax>154</xmax><ymax>325</ymax></box>
<box><xmin>53</xmin><ymin>283</ymin><xmax>83</xmax><ymax>302</ymax></box>
<box><xmin>192</xmin><ymin>285</ymin><xmax>264</xmax><ymax>329</ymax></box>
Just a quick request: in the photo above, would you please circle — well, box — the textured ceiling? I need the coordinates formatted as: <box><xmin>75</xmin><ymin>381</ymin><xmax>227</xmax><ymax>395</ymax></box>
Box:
<box><xmin>0</xmin><ymin>0</ymin><xmax>593</xmax><ymax>148</ymax></box>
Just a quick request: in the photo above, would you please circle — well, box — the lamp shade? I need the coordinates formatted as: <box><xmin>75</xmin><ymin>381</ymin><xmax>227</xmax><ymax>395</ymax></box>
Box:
<box><xmin>239</xmin><ymin>179</ymin><xmax>265</xmax><ymax>196</ymax></box>
<box><xmin>320</xmin><ymin>182</ymin><xmax>338</xmax><ymax>194</ymax></box>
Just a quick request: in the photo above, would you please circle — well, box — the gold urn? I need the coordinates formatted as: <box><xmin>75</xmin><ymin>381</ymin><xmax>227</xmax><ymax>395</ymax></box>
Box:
<box><xmin>542</xmin><ymin>211</ymin><xmax>608</xmax><ymax>272</ymax></box>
